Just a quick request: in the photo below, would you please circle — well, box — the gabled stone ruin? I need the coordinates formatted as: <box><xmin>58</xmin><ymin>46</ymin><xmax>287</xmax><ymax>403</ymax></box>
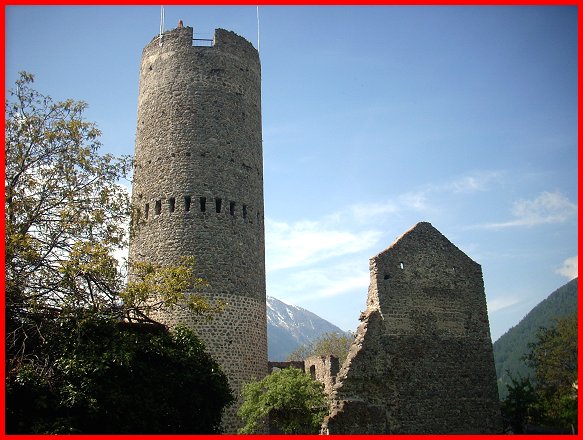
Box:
<box><xmin>322</xmin><ymin>222</ymin><xmax>502</xmax><ymax>434</ymax></box>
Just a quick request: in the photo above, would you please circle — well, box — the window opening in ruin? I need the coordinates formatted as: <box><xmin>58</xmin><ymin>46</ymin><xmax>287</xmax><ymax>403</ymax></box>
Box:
<box><xmin>155</xmin><ymin>200</ymin><xmax>161</xmax><ymax>215</ymax></box>
<box><xmin>399</xmin><ymin>262</ymin><xmax>404</xmax><ymax>270</ymax></box>
<box><xmin>243</xmin><ymin>205</ymin><xmax>248</xmax><ymax>220</ymax></box>
<box><xmin>309</xmin><ymin>365</ymin><xmax>316</xmax><ymax>380</ymax></box>
<box><xmin>215</xmin><ymin>198</ymin><xmax>222</xmax><ymax>213</ymax></box>
<box><xmin>184</xmin><ymin>196</ymin><xmax>191</xmax><ymax>212</ymax></box>
<box><xmin>200</xmin><ymin>197</ymin><xmax>206</xmax><ymax>212</ymax></box>
<box><xmin>169</xmin><ymin>197</ymin><xmax>175</xmax><ymax>213</ymax></box>
<box><xmin>384</xmin><ymin>274</ymin><xmax>391</xmax><ymax>280</ymax></box>
<box><xmin>230</xmin><ymin>201</ymin><xmax>235</xmax><ymax>216</ymax></box>
<box><xmin>145</xmin><ymin>203</ymin><xmax>149</xmax><ymax>219</ymax></box>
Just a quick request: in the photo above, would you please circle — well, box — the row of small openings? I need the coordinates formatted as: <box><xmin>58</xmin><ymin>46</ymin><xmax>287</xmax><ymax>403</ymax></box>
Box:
<box><xmin>144</xmin><ymin>196</ymin><xmax>258</xmax><ymax>221</ymax></box>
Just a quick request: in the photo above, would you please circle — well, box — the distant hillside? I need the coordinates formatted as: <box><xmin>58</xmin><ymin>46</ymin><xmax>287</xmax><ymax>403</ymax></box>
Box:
<box><xmin>267</xmin><ymin>296</ymin><xmax>347</xmax><ymax>361</ymax></box>
<box><xmin>493</xmin><ymin>278</ymin><xmax>578</xmax><ymax>399</ymax></box>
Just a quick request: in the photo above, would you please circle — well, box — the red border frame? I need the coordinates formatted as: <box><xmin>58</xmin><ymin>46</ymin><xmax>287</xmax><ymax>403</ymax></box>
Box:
<box><xmin>1</xmin><ymin>2</ymin><xmax>580</xmax><ymax>439</ymax></box>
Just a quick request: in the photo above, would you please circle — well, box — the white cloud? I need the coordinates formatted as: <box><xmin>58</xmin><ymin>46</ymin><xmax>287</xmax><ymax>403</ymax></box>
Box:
<box><xmin>447</xmin><ymin>173</ymin><xmax>502</xmax><ymax>194</ymax></box>
<box><xmin>266</xmin><ymin>170</ymin><xmax>506</xmax><ymax>274</ymax></box>
<box><xmin>266</xmin><ymin>219</ymin><xmax>382</xmax><ymax>272</ymax></box>
<box><xmin>474</xmin><ymin>191</ymin><xmax>577</xmax><ymax>230</ymax></box>
<box><xmin>487</xmin><ymin>296</ymin><xmax>522</xmax><ymax>313</ymax></box>
<box><xmin>511</xmin><ymin>191</ymin><xmax>576</xmax><ymax>225</ymax></box>
<box><xmin>398</xmin><ymin>191</ymin><xmax>429</xmax><ymax>211</ymax></box>
<box><xmin>268</xmin><ymin>263</ymin><xmax>370</xmax><ymax>303</ymax></box>
<box><xmin>555</xmin><ymin>256</ymin><xmax>578</xmax><ymax>280</ymax></box>
<box><xmin>396</xmin><ymin>170</ymin><xmax>504</xmax><ymax>213</ymax></box>
<box><xmin>348</xmin><ymin>201</ymin><xmax>398</xmax><ymax>223</ymax></box>
<box><xmin>427</xmin><ymin>170</ymin><xmax>503</xmax><ymax>195</ymax></box>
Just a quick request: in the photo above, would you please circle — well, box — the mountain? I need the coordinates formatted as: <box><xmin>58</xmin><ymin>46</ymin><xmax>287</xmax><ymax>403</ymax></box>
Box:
<box><xmin>493</xmin><ymin>278</ymin><xmax>578</xmax><ymax>399</ymax></box>
<box><xmin>267</xmin><ymin>296</ymin><xmax>348</xmax><ymax>361</ymax></box>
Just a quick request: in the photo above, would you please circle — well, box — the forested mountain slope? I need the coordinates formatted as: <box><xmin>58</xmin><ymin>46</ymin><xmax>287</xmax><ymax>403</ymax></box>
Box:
<box><xmin>493</xmin><ymin>278</ymin><xmax>578</xmax><ymax>399</ymax></box>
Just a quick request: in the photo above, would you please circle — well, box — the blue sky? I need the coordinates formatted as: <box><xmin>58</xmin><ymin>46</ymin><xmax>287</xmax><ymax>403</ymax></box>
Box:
<box><xmin>5</xmin><ymin>6</ymin><xmax>578</xmax><ymax>342</ymax></box>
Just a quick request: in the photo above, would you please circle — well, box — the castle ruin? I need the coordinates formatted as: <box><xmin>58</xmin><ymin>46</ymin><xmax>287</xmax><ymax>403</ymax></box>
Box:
<box><xmin>128</xmin><ymin>26</ymin><xmax>267</xmax><ymax>432</ymax></box>
<box><xmin>322</xmin><ymin>222</ymin><xmax>502</xmax><ymax>434</ymax></box>
<box><xmin>128</xmin><ymin>23</ymin><xmax>501</xmax><ymax>435</ymax></box>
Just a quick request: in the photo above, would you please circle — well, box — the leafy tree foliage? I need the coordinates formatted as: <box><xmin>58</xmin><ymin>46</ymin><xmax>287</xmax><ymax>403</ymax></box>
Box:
<box><xmin>500</xmin><ymin>374</ymin><xmax>538</xmax><ymax>433</ymax></box>
<box><xmin>238</xmin><ymin>367</ymin><xmax>327</xmax><ymax>434</ymax></box>
<box><xmin>287</xmin><ymin>332</ymin><xmax>353</xmax><ymax>362</ymax></box>
<box><xmin>5</xmin><ymin>71</ymin><xmax>131</xmax><ymax>318</ymax></box>
<box><xmin>5</xmin><ymin>72</ymin><xmax>223</xmax><ymax>326</ymax></box>
<box><xmin>6</xmin><ymin>317</ymin><xmax>233</xmax><ymax>433</ymax></box>
<box><xmin>121</xmin><ymin>256</ymin><xmax>226</xmax><ymax>323</ymax></box>
<box><xmin>493</xmin><ymin>278</ymin><xmax>578</xmax><ymax>399</ymax></box>
<box><xmin>500</xmin><ymin>313</ymin><xmax>578</xmax><ymax>433</ymax></box>
<box><xmin>525</xmin><ymin>313</ymin><xmax>578</xmax><ymax>430</ymax></box>
<box><xmin>5</xmin><ymin>72</ymin><xmax>232</xmax><ymax>433</ymax></box>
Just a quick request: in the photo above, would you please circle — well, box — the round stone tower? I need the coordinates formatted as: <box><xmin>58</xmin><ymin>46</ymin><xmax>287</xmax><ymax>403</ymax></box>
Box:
<box><xmin>128</xmin><ymin>25</ymin><xmax>267</xmax><ymax>432</ymax></box>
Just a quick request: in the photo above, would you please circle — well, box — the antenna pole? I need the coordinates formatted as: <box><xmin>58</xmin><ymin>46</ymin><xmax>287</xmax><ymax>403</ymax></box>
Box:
<box><xmin>159</xmin><ymin>5</ymin><xmax>165</xmax><ymax>47</ymax></box>
<box><xmin>256</xmin><ymin>6</ymin><xmax>260</xmax><ymax>53</ymax></box>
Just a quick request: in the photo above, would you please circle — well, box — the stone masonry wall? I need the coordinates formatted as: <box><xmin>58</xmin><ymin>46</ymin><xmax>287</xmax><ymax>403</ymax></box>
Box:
<box><xmin>304</xmin><ymin>355</ymin><xmax>340</xmax><ymax>398</ymax></box>
<box><xmin>128</xmin><ymin>26</ymin><xmax>267</xmax><ymax>432</ymax></box>
<box><xmin>323</xmin><ymin>222</ymin><xmax>502</xmax><ymax>434</ymax></box>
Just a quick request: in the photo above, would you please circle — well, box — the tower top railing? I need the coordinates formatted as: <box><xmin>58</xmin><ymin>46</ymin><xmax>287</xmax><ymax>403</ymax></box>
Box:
<box><xmin>193</xmin><ymin>37</ymin><xmax>214</xmax><ymax>47</ymax></box>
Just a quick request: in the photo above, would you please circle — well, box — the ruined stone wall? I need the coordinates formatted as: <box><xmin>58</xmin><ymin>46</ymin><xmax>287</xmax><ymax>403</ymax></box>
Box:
<box><xmin>128</xmin><ymin>26</ymin><xmax>267</xmax><ymax>432</ymax></box>
<box><xmin>324</xmin><ymin>222</ymin><xmax>501</xmax><ymax>434</ymax></box>
<box><xmin>304</xmin><ymin>355</ymin><xmax>340</xmax><ymax>397</ymax></box>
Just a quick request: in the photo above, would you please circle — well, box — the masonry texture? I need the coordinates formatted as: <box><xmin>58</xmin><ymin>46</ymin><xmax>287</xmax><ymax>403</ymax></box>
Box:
<box><xmin>305</xmin><ymin>355</ymin><xmax>341</xmax><ymax>397</ymax></box>
<box><xmin>128</xmin><ymin>26</ymin><xmax>267</xmax><ymax>432</ymax></box>
<box><xmin>322</xmin><ymin>222</ymin><xmax>502</xmax><ymax>434</ymax></box>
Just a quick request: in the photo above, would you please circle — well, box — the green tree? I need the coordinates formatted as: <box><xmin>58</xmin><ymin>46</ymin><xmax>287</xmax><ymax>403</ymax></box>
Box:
<box><xmin>287</xmin><ymin>332</ymin><xmax>353</xmax><ymax>362</ymax></box>
<box><xmin>238</xmin><ymin>367</ymin><xmax>328</xmax><ymax>434</ymax></box>
<box><xmin>526</xmin><ymin>313</ymin><xmax>578</xmax><ymax>431</ymax></box>
<box><xmin>5</xmin><ymin>72</ymin><xmax>222</xmax><ymax>325</ymax></box>
<box><xmin>6</xmin><ymin>317</ymin><xmax>233</xmax><ymax>433</ymax></box>
<box><xmin>500</xmin><ymin>374</ymin><xmax>538</xmax><ymax>433</ymax></box>
<box><xmin>5</xmin><ymin>72</ymin><xmax>231</xmax><ymax>433</ymax></box>
<box><xmin>5</xmin><ymin>72</ymin><xmax>130</xmax><ymax>318</ymax></box>
<box><xmin>5</xmin><ymin>71</ymin><xmax>222</xmax><ymax>362</ymax></box>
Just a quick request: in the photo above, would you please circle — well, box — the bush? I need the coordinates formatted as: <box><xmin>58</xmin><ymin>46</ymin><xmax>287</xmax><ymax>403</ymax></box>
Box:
<box><xmin>6</xmin><ymin>315</ymin><xmax>233</xmax><ymax>434</ymax></box>
<box><xmin>238</xmin><ymin>367</ymin><xmax>327</xmax><ymax>434</ymax></box>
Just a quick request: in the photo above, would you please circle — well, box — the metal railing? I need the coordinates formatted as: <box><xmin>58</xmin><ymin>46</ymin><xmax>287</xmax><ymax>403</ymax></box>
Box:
<box><xmin>193</xmin><ymin>38</ymin><xmax>214</xmax><ymax>47</ymax></box>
